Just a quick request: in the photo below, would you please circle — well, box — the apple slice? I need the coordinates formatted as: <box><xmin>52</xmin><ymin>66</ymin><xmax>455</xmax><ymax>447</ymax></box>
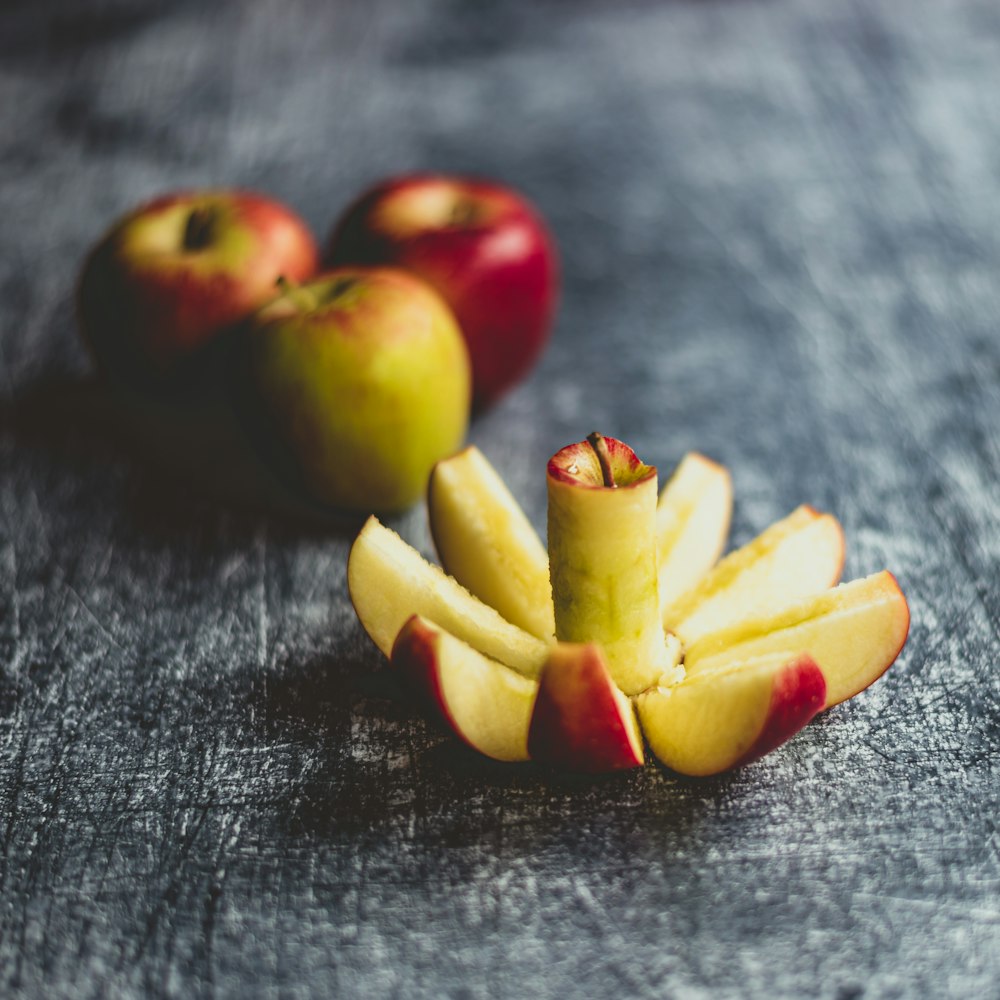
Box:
<box><xmin>428</xmin><ymin>445</ymin><xmax>555</xmax><ymax>640</ymax></box>
<box><xmin>637</xmin><ymin>653</ymin><xmax>826</xmax><ymax>777</ymax></box>
<box><xmin>347</xmin><ymin>517</ymin><xmax>551</xmax><ymax>678</ymax></box>
<box><xmin>392</xmin><ymin>616</ymin><xmax>537</xmax><ymax>762</ymax></box>
<box><xmin>527</xmin><ymin>643</ymin><xmax>644</xmax><ymax>773</ymax></box>
<box><xmin>656</xmin><ymin>452</ymin><xmax>733</xmax><ymax>613</ymax></box>
<box><xmin>684</xmin><ymin>570</ymin><xmax>909</xmax><ymax>708</ymax></box>
<box><xmin>548</xmin><ymin>433</ymin><xmax>673</xmax><ymax>696</ymax></box>
<box><xmin>663</xmin><ymin>505</ymin><xmax>845</xmax><ymax>645</ymax></box>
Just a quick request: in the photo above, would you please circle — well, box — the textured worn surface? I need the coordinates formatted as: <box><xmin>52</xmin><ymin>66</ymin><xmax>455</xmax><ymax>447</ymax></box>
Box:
<box><xmin>2</xmin><ymin>1</ymin><xmax>1000</xmax><ymax>997</ymax></box>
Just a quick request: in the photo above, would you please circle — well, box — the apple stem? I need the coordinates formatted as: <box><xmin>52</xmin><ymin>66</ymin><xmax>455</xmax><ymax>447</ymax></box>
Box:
<box><xmin>183</xmin><ymin>207</ymin><xmax>216</xmax><ymax>251</ymax></box>
<box><xmin>275</xmin><ymin>275</ymin><xmax>318</xmax><ymax>311</ymax></box>
<box><xmin>587</xmin><ymin>432</ymin><xmax>616</xmax><ymax>488</ymax></box>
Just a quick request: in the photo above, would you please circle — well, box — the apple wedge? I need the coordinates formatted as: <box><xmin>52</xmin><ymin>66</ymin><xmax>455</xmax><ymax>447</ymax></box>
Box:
<box><xmin>656</xmin><ymin>452</ymin><xmax>733</xmax><ymax>613</ymax></box>
<box><xmin>528</xmin><ymin>643</ymin><xmax>644</xmax><ymax>773</ymax></box>
<box><xmin>684</xmin><ymin>570</ymin><xmax>910</xmax><ymax>707</ymax></box>
<box><xmin>392</xmin><ymin>616</ymin><xmax>537</xmax><ymax>762</ymax></box>
<box><xmin>663</xmin><ymin>505</ymin><xmax>845</xmax><ymax>644</ymax></box>
<box><xmin>347</xmin><ymin>517</ymin><xmax>551</xmax><ymax>678</ymax></box>
<box><xmin>638</xmin><ymin>653</ymin><xmax>826</xmax><ymax>777</ymax></box>
<box><xmin>428</xmin><ymin>446</ymin><xmax>555</xmax><ymax>640</ymax></box>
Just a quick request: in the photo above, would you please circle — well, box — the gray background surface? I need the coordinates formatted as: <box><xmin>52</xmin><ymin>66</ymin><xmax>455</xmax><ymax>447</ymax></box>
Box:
<box><xmin>2</xmin><ymin>1</ymin><xmax>999</xmax><ymax>997</ymax></box>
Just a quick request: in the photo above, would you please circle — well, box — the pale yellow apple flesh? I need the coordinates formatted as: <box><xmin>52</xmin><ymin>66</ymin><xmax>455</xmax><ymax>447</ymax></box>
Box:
<box><xmin>656</xmin><ymin>452</ymin><xmax>733</xmax><ymax>613</ymax></box>
<box><xmin>637</xmin><ymin>652</ymin><xmax>826</xmax><ymax>777</ymax></box>
<box><xmin>392</xmin><ymin>616</ymin><xmax>538</xmax><ymax>762</ymax></box>
<box><xmin>428</xmin><ymin>446</ymin><xmax>555</xmax><ymax>640</ymax></box>
<box><xmin>527</xmin><ymin>643</ymin><xmax>644</xmax><ymax>772</ymax></box>
<box><xmin>346</xmin><ymin>432</ymin><xmax>909</xmax><ymax>777</ymax></box>
<box><xmin>548</xmin><ymin>435</ymin><xmax>675</xmax><ymax>696</ymax></box>
<box><xmin>664</xmin><ymin>505</ymin><xmax>845</xmax><ymax>645</ymax></box>
<box><xmin>347</xmin><ymin>517</ymin><xmax>551</xmax><ymax>678</ymax></box>
<box><xmin>684</xmin><ymin>570</ymin><xmax>909</xmax><ymax>707</ymax></box>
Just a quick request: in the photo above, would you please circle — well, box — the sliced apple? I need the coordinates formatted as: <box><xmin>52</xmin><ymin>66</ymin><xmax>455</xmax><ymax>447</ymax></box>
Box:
<box><xmin>428</xmin><ymin>445</ymin><xmax>555</xmax><ymax>640</ymax></box>
<box><xmin>547</xmin><ymin>433</ymin><xmax>673</xmax><ymax>696</ymax></box>
<box><xmin>527</xmin><ymin>643</ymin><xmax>644</xmax><ymax>773</ymax></box>
<box><xmin>684</xmin><ymin>570</ymin><xmax>909</xmax><ymax>708</ymax></box>
<box><xmin>392</xmin><ymin>616</ymin><xmax>537</xmax><ymax>762</ymax></box>
<box><xmin>637</xmin><ymin>652</ymin><xmax>826</xmax><ymax>776</ymax></box>
<box><xmin>656</xmin><ymin>452</ymin><xmax>733</xmax><ymax>613</ymax></box>
<box><xmin>347</xmin><ymin>516</ymin><xmax>551</xmax><ymax>678</ymax></box>
<box><xmin>663</xmin><ymin>505</ymin><xmax>845</xmax><ymax>644</ymax></box>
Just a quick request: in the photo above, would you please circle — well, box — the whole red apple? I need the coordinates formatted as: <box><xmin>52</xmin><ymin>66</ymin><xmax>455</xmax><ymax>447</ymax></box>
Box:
<box><xmin>77</xmin><ymin>189</ymin><xmax>318</xmax><ymax>386</ymax></box>
<box><xmin>327</xmin><ymin>174</ymin><xmax>558</xmax><ymax>410</ymax></box>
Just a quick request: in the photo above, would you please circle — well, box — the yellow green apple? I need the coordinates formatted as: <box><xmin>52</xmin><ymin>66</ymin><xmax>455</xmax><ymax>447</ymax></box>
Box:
<box><xmin>246</xmin><ymin>267</ymin><xmax>471</xmax><ymax>512</ymax></box>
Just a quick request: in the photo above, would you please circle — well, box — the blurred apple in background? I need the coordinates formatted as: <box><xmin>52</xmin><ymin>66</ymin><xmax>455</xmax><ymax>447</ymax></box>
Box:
<box><xmin>327</xmin><ymin>173</ymin><xmax>559</xmax><ymax>410</ymax></box>
<box><xmin>77</xmin><ymin>189</ymin><xmax>318</xmax><ymax>388</ymax></box>
<box><xmin>245</xmin><ymin>267</ymin><xmax>471</xmax><ymax>513</ymax></box>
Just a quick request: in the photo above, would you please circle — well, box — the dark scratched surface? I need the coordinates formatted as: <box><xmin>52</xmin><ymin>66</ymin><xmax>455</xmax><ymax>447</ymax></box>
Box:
<box><xmin>2</xmin><ymin>1</ymin><xmax>1000</xmax><ymax>997</ymax></box>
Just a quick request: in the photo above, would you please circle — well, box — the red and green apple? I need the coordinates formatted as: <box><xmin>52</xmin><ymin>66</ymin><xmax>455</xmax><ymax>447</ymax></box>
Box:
<box><xmin>77</xmin><ymin>189</ymin><xmax>318</xmax><ymax>385</ymax></box>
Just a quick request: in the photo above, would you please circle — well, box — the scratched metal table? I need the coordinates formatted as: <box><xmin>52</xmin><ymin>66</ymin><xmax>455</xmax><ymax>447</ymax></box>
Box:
<box><xmin>2</xmin><ymin>1</ymin><xmax>999</xmax><ymax>997</ymax></box>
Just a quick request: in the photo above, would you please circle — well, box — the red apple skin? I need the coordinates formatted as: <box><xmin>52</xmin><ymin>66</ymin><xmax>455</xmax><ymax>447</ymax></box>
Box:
<box><xmin>528</xmin><ymin>644</ymin><xmax>643</xmax><ymax>774</ymax></box>
<box><xmin>732</xmin><ymin>654</ymin><xmax>827</xmax><ymax>770</ymax></box>
<box><xmin>327</xmin><ymin>173</ymin><xmax>559</xmax><ymax>410</ymax></box>
<box><xmin>547</xmin><ymin>434</ymin><xmax>654</xmax><ymax>489</ymax></box>
<box><xmin>77</xmin><ymin>189</ymin><xmax>319</xmax><ymax>385</ymax></box>
<box><xmin>391</xmin><ymin>616</ymin><xmax>454</xmax><ymax>734</ymax></box>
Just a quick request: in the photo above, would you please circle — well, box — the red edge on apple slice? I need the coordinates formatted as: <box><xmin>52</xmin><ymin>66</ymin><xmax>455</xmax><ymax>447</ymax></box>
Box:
<box><xmin>527</xmin><ymin>643</ymin><xmax>643</xmax><ymax>774</ymax></box>
<box><xmin>390</xmin><ymin>615</ymin><xmax>457</xmax><ymax>737</ymax></box>
<box><xmin>732</xmin><ymin>654</ymin><xmax>827</xmax><ymax>769</ymax></box>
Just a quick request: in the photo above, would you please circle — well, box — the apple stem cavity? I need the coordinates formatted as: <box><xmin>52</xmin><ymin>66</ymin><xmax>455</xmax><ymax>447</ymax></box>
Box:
<box><xmin>587</xmin><ymin>431</ymin><xmax>616</xmax><ymax>488</ymax></box>
<box><xmin>275</xmin><ymin>275</ymin><xmax>318</xmax><ymax>312</ymax></box>
<box><xmin>182</xmin><ymin>206</ymin><xmax>217</xmax><ymax>252</ymax></box>
<box><xmin>449</xmin><ymin>199</ymin><xmax>480</xmax><ymax>228</ymax></box>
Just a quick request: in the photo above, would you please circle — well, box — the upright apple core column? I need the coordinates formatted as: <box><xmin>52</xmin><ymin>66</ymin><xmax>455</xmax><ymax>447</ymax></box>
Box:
<box><xmin>547</xmin><ymin>435</ymin><xmax>673</xmax><ymax>696</ymax></box>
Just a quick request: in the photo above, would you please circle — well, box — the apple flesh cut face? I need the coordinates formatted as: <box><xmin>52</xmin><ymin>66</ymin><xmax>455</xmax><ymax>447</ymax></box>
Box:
<box><xmin>392</xmin><ymin>616</ymin><xmax>537</xmax><ymax>762</ymax></box>
<box><xmin>347</xmin><ymin>516</ymin><xmax>550</xmax><ymax>679</ymax></box>
<box><xmin>247</xmin><ymin>267</ymin><xmax>470</xmax><ymax>512</ymax></box>
<box><xmin>428</xmin><ymin>446</ymin><xmax>555</xmax><ymax>640</ymax></box>
<box><xmin>528</xmin><ymin>643</ymin><xmax>644</xmax><ymax>773</ymax></box>
<box><xmin>656</xmin><ymin>452</ymin><xmax>733</xmax><ymax>613</ymax></box>
<box><xmin>637</xmin><ymin>653</ymin><xmax>826</xmax><ymax>777</ymax></box>
<box><xmin>663</xmin><ymin>505</ymin><xmax>845</xmax><ymax>645</ymax></box>
<box><xmin>428</xmin><ymin>445</ymin><xmax>729</xmax><ymax>643</ymax></box>
<box><xmin>685</xmin><ymin>570</ymin><xmax>910</xmax><ymax>708</ymax></box>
